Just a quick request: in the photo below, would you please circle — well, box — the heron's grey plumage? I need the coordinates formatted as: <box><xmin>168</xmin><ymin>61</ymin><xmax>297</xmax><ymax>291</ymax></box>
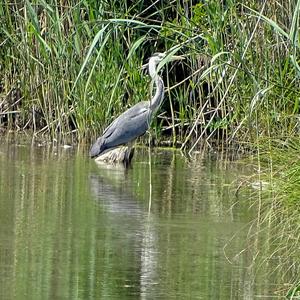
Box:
<box><xmin>90</xmin><ymin>52</ymin><xmax>181</xmax><ymax>163</ymax></box>
<box><xmin>90</xmin><ymin>101</ymin><xmax>152</xmax><ymax>158</ymax></box>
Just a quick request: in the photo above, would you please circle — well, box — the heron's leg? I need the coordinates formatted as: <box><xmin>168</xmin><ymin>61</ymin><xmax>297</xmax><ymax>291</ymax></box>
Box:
<box><xmin>123</xmin><ymin>141</ymin><xmax>135</xmax><ymax>167</ymax></box>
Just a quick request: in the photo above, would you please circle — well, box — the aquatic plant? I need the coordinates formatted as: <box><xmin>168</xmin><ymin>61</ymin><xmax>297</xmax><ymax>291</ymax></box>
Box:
<box><xmin>1</xmin><ymin>0</ymin><xmax>300</xmax><ymax>149</ymax></box>
<box><xmin>235</xmin><ymin>138</ymin><xmax>300</xmax><ymax>297</ymax></box>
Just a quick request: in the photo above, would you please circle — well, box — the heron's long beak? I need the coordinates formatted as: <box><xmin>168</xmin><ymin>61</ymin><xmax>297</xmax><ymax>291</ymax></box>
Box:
<box><xmin>141</xmin><ymin>63</ymin><xmax>148</xmax><ymax>70</ymax></box>
<box><xmin>170</xmin><ymin>55</ymin><xmax>185</xmax><ymax>61</ymax></box>
<box><xmin>141</xmin><ymin>55</ymin><xmax>184</xmax><ymax>69</ymax></box>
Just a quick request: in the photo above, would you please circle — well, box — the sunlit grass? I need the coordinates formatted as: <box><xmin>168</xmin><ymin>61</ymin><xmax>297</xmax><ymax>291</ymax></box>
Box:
<box><xmin>1</xmin><ymin>0</ymin><xmax>300</xmax><ymax>149</ymax></box>
<box><xmin>239</xmin><ymin>138</ymin><xmax>300</xmax><ymax>298</ymax></box>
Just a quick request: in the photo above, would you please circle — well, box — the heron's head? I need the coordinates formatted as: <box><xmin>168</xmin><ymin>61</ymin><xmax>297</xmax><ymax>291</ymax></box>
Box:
<box><xmin>145</xmin><ymin>52</ymin><xmax>184</xmax><ymax>78</ymax></box>
<box><xmin>149</xmin><ymin>52</ymin><xmax>165</xmax><ymax>65</ymax></box>
<box><xmin>149</xmin><ymin>52</ymin><xmax>184</xmax><ymax>66</ymax></box>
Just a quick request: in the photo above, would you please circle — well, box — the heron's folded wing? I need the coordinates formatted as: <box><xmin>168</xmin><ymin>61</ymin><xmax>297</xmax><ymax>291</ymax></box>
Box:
<box><xmin>103</xmin><ymin>107</ymin><xmax>150</xmax><ymax>149</ymax></box>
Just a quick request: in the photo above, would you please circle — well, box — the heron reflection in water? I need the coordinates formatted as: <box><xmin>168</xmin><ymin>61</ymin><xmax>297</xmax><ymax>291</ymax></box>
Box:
<box><xmin>89</xmin><ymin>169</ymin><xmax>158</xmax><ymax>294</ymax></box>
<box><xmin>89</xmin><ymin>52</ymin><xmax>183</xmax><ymax>165</ymax></box>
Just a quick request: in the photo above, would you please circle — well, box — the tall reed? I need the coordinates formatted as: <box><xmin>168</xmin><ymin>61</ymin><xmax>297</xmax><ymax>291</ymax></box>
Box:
<box><xmin>1</xmin><ymin>0</ymin><xmax>300</xmax><ymax>148</ymax></box>
<box><xmin>248</xmin><ymin>139</ymin><xmax>300</xmax><ymax>297</ymax></box>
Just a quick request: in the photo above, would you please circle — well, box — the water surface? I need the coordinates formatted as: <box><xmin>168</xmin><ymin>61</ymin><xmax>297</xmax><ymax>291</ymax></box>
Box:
<box><xmin>0</xmin><ymin>141</ymin><xmax>285</xmax><ymax>299</ymax></box>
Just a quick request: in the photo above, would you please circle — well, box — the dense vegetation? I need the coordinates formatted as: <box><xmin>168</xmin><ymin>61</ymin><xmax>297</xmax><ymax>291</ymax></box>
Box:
<box><xmin>1</xmin><ymin>0</ymin><xmax>300</xmax><ymax>149</ymax></box>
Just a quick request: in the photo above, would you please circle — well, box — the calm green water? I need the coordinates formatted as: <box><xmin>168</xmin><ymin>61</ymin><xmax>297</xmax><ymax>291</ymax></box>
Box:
<box><xmin>0</xmin><ymin>141</ymin><xmax>285</xmax><ymax>299</ymax></box>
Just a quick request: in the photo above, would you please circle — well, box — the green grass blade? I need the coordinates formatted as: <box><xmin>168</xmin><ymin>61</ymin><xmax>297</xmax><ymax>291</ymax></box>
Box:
<box><xmin>72</xmin><ymin>24</ymin><xmax>110</xmax><ymax>89</ymax></box>
<box><xmin>109</xmin><ymin>18</ymin><xmax>161</xmax><ymax>29</ymax></box>
<box><xmin>26</xmin><ymin>0</ymin><xmax>40</xmax><ymax>32</ymax></box>
<box><xmin>26</xmin><ymin>0</ymin><xmax>51</xmax><ymax>53</ymax></box>
<box><xmin>290</xmin><ymin>54</ymin><xmax>300</xmax><ymax>77</ymax></box>
<box><xmin>247</xmin><ymin>6</ymin><xmax>289</xmax><ymax>40</ymax></box>
<box><xmin>290</xmin><ymin>0</ymin><xmax>300</xmax><ymax>47</ymax></box>
<box><xmin>127</xmin><ymin>35</ymin><xmax>147</xmax><ymax>59</ymax></box>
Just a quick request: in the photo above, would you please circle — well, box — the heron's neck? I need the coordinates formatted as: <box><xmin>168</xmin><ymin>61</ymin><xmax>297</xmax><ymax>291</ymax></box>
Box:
<box><xmin>148</xmin><ymin>58</ymin><xmax>158</xmax><ymax>78</ymax></box>
<box><xmin>150</xmin><ymin>75</ymin><xmax>164</xmax><ymax>112</ymax></box>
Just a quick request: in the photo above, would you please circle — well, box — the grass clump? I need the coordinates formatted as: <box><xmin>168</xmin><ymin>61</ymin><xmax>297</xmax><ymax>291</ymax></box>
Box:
<box><xmin>239</xmin><ymin>138</ymin><xmax>300</xmax><ymax>297</ymax></box>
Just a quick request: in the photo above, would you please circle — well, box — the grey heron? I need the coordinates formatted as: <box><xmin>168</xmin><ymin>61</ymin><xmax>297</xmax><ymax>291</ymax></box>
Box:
<box><xmin>89</xmin><ymin>52</ymin><xmax>183</xmax><ymax>164</ymax></box>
